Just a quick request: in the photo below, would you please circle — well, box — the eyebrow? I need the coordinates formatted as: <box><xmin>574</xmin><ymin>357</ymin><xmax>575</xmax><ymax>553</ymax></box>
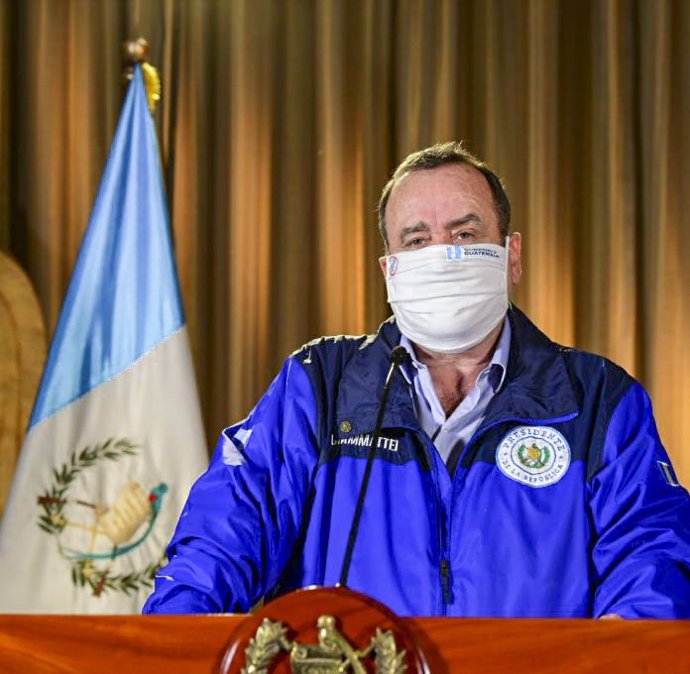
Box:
<box><xmin>445</xmin><ymin>214</ymin><xmax>482</xmax><ymax>229</ymax></box>
<box><xmin>398</xmin><ymin>223</ymin><xmax>429</xmax><ymax>242</ymax></box>
<box><xmin>398</xmin><ymin>213</ymin><xmax>483</xmax><ymax>243</ymax></box>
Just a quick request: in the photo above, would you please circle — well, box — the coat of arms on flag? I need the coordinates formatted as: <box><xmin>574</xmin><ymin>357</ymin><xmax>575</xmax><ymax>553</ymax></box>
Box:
<box><xmin>36</xmin><ymin>437</ymin><xmax>169</xmax><ymax>597</ymax></box>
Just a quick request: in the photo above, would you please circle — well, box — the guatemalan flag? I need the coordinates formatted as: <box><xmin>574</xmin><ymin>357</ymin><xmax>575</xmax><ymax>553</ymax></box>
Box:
<box><xmin>0</xmin><ymin>66</ymin><xmax>207</xmax><ymax>613</ymax></box>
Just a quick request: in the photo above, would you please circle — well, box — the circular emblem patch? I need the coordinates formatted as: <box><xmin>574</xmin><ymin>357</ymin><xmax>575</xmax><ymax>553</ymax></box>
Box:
<box><xmin>496</xmin><ymin>426</ymin><xmax>571</xmax><ymax>488</ymax></box>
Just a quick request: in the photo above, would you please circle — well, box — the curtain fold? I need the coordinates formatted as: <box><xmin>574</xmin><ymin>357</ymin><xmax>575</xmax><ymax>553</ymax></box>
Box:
<box><xmin>0</xmin><ymin>0</ymin><xmax>9</xmax><ymax>252</ymax></box>
<box><xmin>1</xmin><ymin>0</ymin><xmax>689</xmax><ymax>482</ymax></box>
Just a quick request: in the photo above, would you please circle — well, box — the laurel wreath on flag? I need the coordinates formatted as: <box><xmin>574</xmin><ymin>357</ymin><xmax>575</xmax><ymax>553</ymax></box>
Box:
<box><xmin>36</xmin><ymin>438</ymin><xmax>166</xmax><ymax>597</ymax></box>
<box><xmin>71</xmin><ymin>556</ymin><xmax>165</xmax><ymax>598</ymax></box>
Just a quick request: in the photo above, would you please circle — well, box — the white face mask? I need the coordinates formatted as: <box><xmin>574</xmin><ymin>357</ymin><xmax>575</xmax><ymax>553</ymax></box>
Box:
<box><xmin>382</xmin><ymin>238</ymin><xmax>510</xmax><ymax>354</ymax></box>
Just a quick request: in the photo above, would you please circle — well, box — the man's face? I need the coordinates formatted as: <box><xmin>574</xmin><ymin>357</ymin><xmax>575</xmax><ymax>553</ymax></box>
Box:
<box><xmin>380</xmin><ymin>164</ymin><xmax>522</xmax><ymax>286</ymax></box>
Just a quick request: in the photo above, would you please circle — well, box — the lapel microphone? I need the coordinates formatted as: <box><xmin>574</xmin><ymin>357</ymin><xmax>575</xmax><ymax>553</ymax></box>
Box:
<box><xmin>338</xmin><ymin>345</ymin><xmax>410</xmax><ymax>588</ymax></box>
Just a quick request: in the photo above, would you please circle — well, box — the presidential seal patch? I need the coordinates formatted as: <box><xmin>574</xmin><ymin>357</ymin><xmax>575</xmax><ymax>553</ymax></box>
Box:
<box><xmin>496</xmin><ymin>426</ymin><xmax>571</xmax><ymax>488</ymax></box>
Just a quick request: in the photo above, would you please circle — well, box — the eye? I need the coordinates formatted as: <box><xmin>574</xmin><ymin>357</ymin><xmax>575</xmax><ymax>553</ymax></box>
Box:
<box><xmin>404</xmin><ymin>236</ymin><xmax>429</xmax><ymax>249</ymax></box>
<box><xmin>452</xmin><ymin>230</ymin><xmax>474</xmax><ymax>242</ymax></box>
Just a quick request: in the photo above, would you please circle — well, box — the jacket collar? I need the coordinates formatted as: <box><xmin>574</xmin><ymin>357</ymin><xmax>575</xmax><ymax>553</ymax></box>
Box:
<box><xmin>334</xmin><ymin>306</ymin><xmax>580</xmax><ymax>439</ymax></box>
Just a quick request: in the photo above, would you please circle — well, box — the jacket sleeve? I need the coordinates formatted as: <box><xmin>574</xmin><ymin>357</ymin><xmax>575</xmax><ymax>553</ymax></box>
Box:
<box><xmin>142</xmin><ymin>356</ymin><xmax>319</xmax><ymax>614</ymax></box>
<box><xmin>589</xmin><ymin>381</ymin><xmax>690</xmax><ymax>618</ymax></box>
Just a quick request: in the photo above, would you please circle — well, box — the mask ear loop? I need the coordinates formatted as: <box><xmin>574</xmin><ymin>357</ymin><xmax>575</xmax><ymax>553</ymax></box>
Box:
<box><xmin>504</xmin><ymin>234</ymin><xmax>511</xmax><ymax>291</ymax></box>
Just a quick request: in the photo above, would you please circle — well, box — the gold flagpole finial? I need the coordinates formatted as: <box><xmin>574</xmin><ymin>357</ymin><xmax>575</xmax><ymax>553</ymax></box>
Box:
<box><xmin>122</xmin><ymin>38</ymin><xmax>161</xmax><ymax>113</ymax></box>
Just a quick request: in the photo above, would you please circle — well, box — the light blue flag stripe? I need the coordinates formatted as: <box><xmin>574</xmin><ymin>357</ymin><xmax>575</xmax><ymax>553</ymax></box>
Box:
<box><xmin>30</xmin><ymin>66</ymin><xmax>184</xmax><ymax>428</ymax></box>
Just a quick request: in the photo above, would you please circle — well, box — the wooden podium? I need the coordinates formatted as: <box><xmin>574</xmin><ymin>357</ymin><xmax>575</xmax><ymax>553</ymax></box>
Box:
<box><xmin>2</xmin><ymin>588</ymin><xmax>690</xmax><ymax>673</ymax></box>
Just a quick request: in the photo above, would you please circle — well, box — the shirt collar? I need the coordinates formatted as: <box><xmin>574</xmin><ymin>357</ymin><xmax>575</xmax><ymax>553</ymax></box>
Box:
<box><xmin>399</xmin><ymin>315</ymin><xmax>511</xmax><ymax>393</ymax></box>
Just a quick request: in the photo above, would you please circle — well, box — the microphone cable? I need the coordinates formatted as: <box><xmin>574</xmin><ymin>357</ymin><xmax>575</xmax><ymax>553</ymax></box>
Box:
<box><xmin>338</xmin><ymin>345</ymin><xmax>409</xmax><ymax>588</ymax></box>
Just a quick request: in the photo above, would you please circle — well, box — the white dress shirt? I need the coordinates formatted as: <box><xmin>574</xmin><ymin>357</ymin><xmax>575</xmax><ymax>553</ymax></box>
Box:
<box><xmin>400</xmin><ymin>317</ymin><xmax>511</xmax><ymax>466</ymax></box>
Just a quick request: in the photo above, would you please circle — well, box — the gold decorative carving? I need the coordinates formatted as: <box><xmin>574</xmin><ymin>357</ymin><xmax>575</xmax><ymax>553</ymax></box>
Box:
<box><xmin>241</xmin><ymin>614</ymin><xmax>406</xmax><ymax>674</ymax></box>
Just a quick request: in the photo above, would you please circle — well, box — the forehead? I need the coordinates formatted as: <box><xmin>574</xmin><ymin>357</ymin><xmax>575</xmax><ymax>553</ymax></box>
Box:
<box><xmin>386</xmin><ymin>163</ymin><xmax>497</xmax><ymax>228</ymax></box>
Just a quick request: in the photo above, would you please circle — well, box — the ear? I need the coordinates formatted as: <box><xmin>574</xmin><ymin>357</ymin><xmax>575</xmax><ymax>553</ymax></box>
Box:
<box><xmin>508</xmin><ymin>232</ymin><xmax>522</xmax><ymax>286</ymax></box>
<box><xmin>379</xmin><ymin>255</ymin><xmax>388</xmax><ymax>278</ymax></box>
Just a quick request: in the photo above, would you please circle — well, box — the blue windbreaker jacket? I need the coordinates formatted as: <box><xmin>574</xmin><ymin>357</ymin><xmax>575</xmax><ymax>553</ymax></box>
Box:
<box><xmin>144</xmin><ymin>307</ymin><xmax>690</xmax><ymax>617</ymax></box>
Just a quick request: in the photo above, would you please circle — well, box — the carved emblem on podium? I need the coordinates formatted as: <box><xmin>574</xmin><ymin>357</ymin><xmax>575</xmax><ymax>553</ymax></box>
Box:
<box><xmin>242</xmin><ymin>614</ymin><xmax>406</xmax><ymax>674</ymax></box>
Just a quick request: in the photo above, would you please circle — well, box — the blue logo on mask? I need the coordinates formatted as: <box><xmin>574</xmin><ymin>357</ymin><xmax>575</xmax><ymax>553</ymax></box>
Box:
<box><xmin>446</xmin><ymin>245</ymin><xmax>464</xmax><ymax>260</ymax></box>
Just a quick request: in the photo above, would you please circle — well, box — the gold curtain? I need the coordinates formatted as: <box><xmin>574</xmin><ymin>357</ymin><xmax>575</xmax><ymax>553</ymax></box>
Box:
<box><xmin>2</xmin><ymin>0</ymin><xmax>690</xmax><ymax>483</ymax></box>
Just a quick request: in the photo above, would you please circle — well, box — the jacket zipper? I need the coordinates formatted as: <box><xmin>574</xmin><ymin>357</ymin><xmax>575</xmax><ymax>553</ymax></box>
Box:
<box><xmin>404</xmin><ymin>424</ymin><xmax>459</xmax><ymax>616</ymax></box>
<box><xmin>440</xmin><ymin>559</ymin><xmax>452</xmax><ymax>605</ymax></box>
<box><xmin>414</xmin><ymin>428</ymin><xmax>448</xmax><ymax>616</ymax></box>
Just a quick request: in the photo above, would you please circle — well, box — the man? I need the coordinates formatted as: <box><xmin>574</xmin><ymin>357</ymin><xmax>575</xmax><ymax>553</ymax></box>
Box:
<box><xmin>144</xmin><ymin>142</ymin><xmax>690</xmax><ymax>618</ymax></box>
